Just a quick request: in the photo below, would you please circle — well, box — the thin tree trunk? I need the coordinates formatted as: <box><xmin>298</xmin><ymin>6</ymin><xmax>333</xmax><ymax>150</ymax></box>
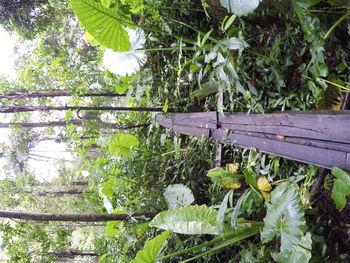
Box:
<box><xmin>0</xmin><ymin>91</ymin><xmax>125</xmax><ymax>99</ymax></box>
<box><xmin>15</xmin><ymin>221</ymin><xmax>105</xmax><ymax>227</ymax></box>
<box><xmin>29</xmin><ymin>153</ymin><xmax>77</xmax><ymax>162</ymax></box>
<box><xmin>0</xmin><ymin>210</ymin><xmax>158</xmax><ymax>222</ymax></box>
<box><xmin>0</xmin><ymin>120</ymin><xmax>150</xmax><ymax>130</ymax></box>
<box><xmin>0</xmin><ymin>120</ymin><xmax>83</xmax><ymax>128</ymax></box>
<box><xmin>16</xmin><ymin>189</ymin><xmax>88</xmax><ymax>197</ymax></box>
<box><xmin>70</xmin><ymin>182</ymin><xmax>89</xmax><ymax>186</ymax></box>
<box><xmin>0</xmin><ymin>105</ymin><xmax>164</xmax><ymax>113</ymax></box>
<box><xmin>45</xmin><ymin>251</ymin><xmax>99</xmax><ymax>258</ymax></box>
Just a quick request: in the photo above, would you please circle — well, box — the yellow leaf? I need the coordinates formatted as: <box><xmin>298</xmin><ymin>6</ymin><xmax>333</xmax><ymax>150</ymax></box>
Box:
<box><xmin>260</xmin><ymin>190</ymin><xmax>270</xmax><ymax>202</ymax></box>
<box><xmin>316</xmin><ymin>86</ymin><xmax>343</xmax><ymax>110</ymax></box>
<box><xmin>227</xmin><ymin>163</ymin><xmax>239</xmax><ymax>174</ymax></box>
<box><xmin>225</xmin><ymin>181</ymin><xmax>242</xmax><ymax>189</ymax></box>
<box><xmin>257</xmin><ymin>176</ymin><xmax>272</xmax><ymax>192</ymax></box>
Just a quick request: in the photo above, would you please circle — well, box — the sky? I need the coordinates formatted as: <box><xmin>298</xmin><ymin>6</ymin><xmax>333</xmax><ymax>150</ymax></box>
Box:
<box><xmin>0</xmin><ymin>27</ymin><xmax>16</xmax><ymax>79</ymax></box>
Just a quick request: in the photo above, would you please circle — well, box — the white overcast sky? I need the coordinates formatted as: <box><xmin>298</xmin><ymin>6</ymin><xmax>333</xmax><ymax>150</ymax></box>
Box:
<box><xmin>0</xmin><ymin>27</ymin><xmax>16</xmax><ymax>79</ymax></box>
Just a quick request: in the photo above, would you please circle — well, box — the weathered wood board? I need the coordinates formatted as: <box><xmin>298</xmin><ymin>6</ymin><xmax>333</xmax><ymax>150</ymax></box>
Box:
<box><xmin>156</xmin><ymin>111</ymin><xmax>350</xmax><ymax>171</ymax></box>
<box><xmin>219</xmin><ymin>111</ymin><xmax>350</xmax><ymax>144</ymax></box>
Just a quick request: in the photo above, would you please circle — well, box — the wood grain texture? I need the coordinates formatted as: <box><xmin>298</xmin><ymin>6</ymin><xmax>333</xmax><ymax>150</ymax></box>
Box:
<box><xmin>156</xmin><ymin>111</ymin><xmax>350</xmax><ymax>170</ymax></box>
<box><xmin>219</xmin><ymin>112</ymin><xmax>350</xmax><ymax>144</ymax></box>
<box><xmin>211</xmin><ymin>129</ymin><xmax>350</xmax><ymax>170</ymax></box>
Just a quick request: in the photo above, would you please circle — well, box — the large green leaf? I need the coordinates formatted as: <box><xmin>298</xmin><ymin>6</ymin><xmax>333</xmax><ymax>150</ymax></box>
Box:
<box><xmin>149</xmin><ymin>205</ymin><xmax>218</xmax><ymax>235</ymax></box>
<box><xmin>114</xmin><ymin>76</ymin><xmax>132</xmax><ymax>94</ymax></box>
<box><xmin>331</xmin><ymin>167</ymin><xmax>350</xmax><ymax>210</ymax></box>
<box><xmin>100</xmin><ymin>178</ymin><xmax>118</xmax><ymax>197</ymax></box>
<box><xmin>216</xmin><ymin>190</ymin><xmax>233</xmax><ymax>235</ymax></box>
<box><xmin>272</xmin><ymin>233</ymin><xmax>312</xmax><ymax>263</ymax></box>
<box><xmin>105</xmin><ymin>221</ymin><xmax>122</xmax><ymax>237</ymax></box>
<box><xmin>70</xmin><ymin>0</ymin><xmax>131</xmax><ymax>51</ymax></box>
<box><xmin>261</xmin><ymin>182</ymin><xmax>305</xmax><ymax>252</ymax></box>
<box><xmin>219</xmin><ymin>0</ymin><xmax>260</xmax><ymax>16</ymax></box>
<box><xmin>108</xmin><ymin>133</ymin><xmax>139</xmax><ymax>157</ymax></box>
<box><xmin>130</xmin><ymin>231</ymin><xmax>170</xmax><ymax>263</ymax></box>
<box><xmin>163</xmin><ymin>184</ymin><xmax>195</xmax><ymax>209</ymax></box>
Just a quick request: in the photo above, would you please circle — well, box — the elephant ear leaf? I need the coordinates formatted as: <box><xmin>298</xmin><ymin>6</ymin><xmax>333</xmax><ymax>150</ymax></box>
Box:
<box><xmin>272</xmin><ymin>233</ymin><xmax>312</xmax><ymax>263</ymax></box>
<box><xmin>149</xmin><ymin>205</ymin><xmax>218</xmax><ymax>235</ymax></box>
<box><xmin>130</xmin><ymin>231</ymin><xmax>171</xmax><ymax>263</ymax></box>
<box><xmin>163</xmin><ymin>184</ymin><xmax>195</xmax><ymax>209</ymax></box>
<box><xmin>261</xmin><ymin>182</ymin><xmax>305</xmax><ymax>253</ymax></box>
<box><xmin>70</xmin><ymin>0</ymin><xmax>131</xmax><ymax>51</ymax></box>
<box><xmin>108</xmin><ymin>133</ymin><xmax>139</xmax><ymax>157</ymax></box>
<box><xmin>219</xmin><ymin>0</ymin><xmax>260</xmax><ymax>16</ymax></box>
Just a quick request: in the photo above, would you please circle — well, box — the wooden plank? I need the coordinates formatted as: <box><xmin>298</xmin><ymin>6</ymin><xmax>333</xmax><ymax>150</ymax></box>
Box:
<box><xmin>172</xmin><ymin>124</ymin><xmax>210</xmax><ymax>138</ymax></box>
<box><xmin>210</xmin><ymin>129</ymin><xmax>350</xmax><ymax>170</ymax></box>
<box><xmin>155</xmin><ymin>115</ymin><xmax>210</xmax><ymax>137</ymax></box>
<box><xmin>155</xmin><ymin>115</ymin><xmax>172</xmax><ymax>129</ymax></box>
<box><xmin>233</xmin><ymin>130</ymin><xmax>350</xmax><ymax>153</ymax></box>
<box><xmin>219</xmin><ymin>111</ymin><xmax>350</xmax><ymax>144</ymax></box>
<box><xmin>172</xmin><ymin>112</ymin><xmax>217</xmax><ymax>129</ymax></box>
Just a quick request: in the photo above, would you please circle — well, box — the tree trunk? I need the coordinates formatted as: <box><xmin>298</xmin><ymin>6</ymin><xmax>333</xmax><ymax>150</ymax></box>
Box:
<box><xmin>70</xmin><ymin>182</ymin><xmax>89</xmax><ymax>186</ymax></box>
<box><xmin>16</xmin><ymin>221</ymin><xmax>105</xmax><ymax>227</ymax></box>
<box><xmin>45</xmin><ymin>251</ymin><xmax>99</xmax><ymax>259</ymax></box>
<box><xmin>16</xmin><ymin>189</ymin><xmax>87</xmax><ymax>197</ymax></box>
<box><xmin>0</xmin><ymin>105</ymin><xmax>164</xmax><ymax>113</ymax></box>
<box><xmin>0</xmin><ymin>120</ymin><xmax>82</xmax><ymax>128</ymax></box>
<box><xmin>0</xmin><ymin>210</ymin><xmax>158</xmax><ymax>222</ymax></box>
<box><xmin>0</xmin><ymin>91</ymin><xmax>125</xmax><ymax>99</ymax></box>
<box><xmin>0</xmin><ymin>120</ymin><xmax>149</xmax><ymax>130</ymax></box>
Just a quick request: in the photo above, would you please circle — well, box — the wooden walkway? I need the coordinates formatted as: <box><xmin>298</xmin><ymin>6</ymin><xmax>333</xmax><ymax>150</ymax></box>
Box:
<box><xmin>156</xmin><ymin>111</ymin><xmax>350</xmax><ymax>170</ymax></box>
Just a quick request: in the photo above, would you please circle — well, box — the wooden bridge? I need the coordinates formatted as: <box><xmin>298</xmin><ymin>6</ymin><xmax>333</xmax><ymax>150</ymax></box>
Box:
<box><xmin>156</xmin><ymin>111</ymin><xmax>350</xmax><ymax>171</ymax></box>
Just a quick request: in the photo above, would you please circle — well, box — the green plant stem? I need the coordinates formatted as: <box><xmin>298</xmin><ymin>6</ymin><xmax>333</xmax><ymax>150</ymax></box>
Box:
<box><xmin>156</xmin><ymin>223</ymin><xmax>263</xmax><ymax>262</ymax></box>
<box><xmin>179</xmin><ymin>226</ymin><xmax>261</xmax><ymax>263</ymax></box>
<box><xmin>271</xmin><ymin>179</ymin><xmax>287</xmax><ymax>185</ymax></box>
<box><xmin>141</xmin><ymin>47</ymin><xmax>195</xmax><ymax>52</ymax></box>
<box><xmin>158</xmin><ymin>6</ymin><xmax>204</xmax><ymax>12</ymax></box>
<box><xmin>179</xmin><ymin>55</ymin><xmax>206</xmax><ymax>72</ymax></box>
<box><xmin>323</xmin><ymin>10</ymin><xmax>350</xmax><ymax>40</ymax></box>
<box><xmin>161</xmin><ymin>149</ymin><xmax>188</xmax><ymax>157</ymax></box>
<box><xmin>170</xmin><ymin>19</ymin><xmax>219</xmax><ymax>43</ymax></box>
<box><xmin>302</xmin><ymin>75</ymin><xmax>350</xmax><ymax>92</ymax></box>
<box><xmin>155</xmin><ymin>236</ymin><xmax>224</xmax><ymax>261</ymax></box>
<box><xmin>117</xmin><ymin>18</ymin><xmax>197</xmax><ymax>45</ymax></box>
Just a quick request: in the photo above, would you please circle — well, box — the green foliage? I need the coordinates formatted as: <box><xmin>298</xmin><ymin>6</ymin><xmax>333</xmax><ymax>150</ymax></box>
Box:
<box><xmin>105</xmin><ymin>221</ymin><xmax>123</xmax><ymax>237</ymax></box>
<box><xmin>130</xmin><ymin>231</ymin><xmax>170</xmax><ymax>263</ymax></box>
<box><xmin>261</xmin><ymin>182</ymin><xmax>306</xmax><ymax>253</ymax></box>
<box><xmin>108</xmin><ymin>133</ymin><xmax>139</xmax><ymax>157</ymax></box>
<box><xmin>150</xmin><ymin>205</ymin><xmax>218</xmax><ymax>235</ymax></box>
<box><xmin>100</xmin><ymin>177</ymin><xmax>119</xmax><ymax>198</ymax></box>
<box><xmin>216</xmin><ymin>190</ymin><xmax>233</xmax><ymax>235</ymax></box>
<box><xmin>207</xmin><ymin>164</ymin><xmax>242</xmax><ymax>189</ymax></box>
<box><xmin>331</xmin><ymin>167</ymin><xmax>350</xmax><ymax>211</ymax></box>
<box><xmin>70</xmin><ymin>0</ymin><xmax>132</xmax><ymax>51</ymax></box>
<box><xmin>272</xmin><ymin>232</ymin><xmax>312</xmax><ymax>263</ymax></box>
<box><xmin>114</xmin><ymin>76</ymin><xmax>133</xmax><ymax>94</ymax></box>
<box><xmin>1</xmin><ymin>0</ymin><xmax>350</xmax><ymax>261</ymax></box>
<box><xmin>0</xmin><ymin>0</ymin><xmax>63</xmax><ymax>39</ymax></box>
